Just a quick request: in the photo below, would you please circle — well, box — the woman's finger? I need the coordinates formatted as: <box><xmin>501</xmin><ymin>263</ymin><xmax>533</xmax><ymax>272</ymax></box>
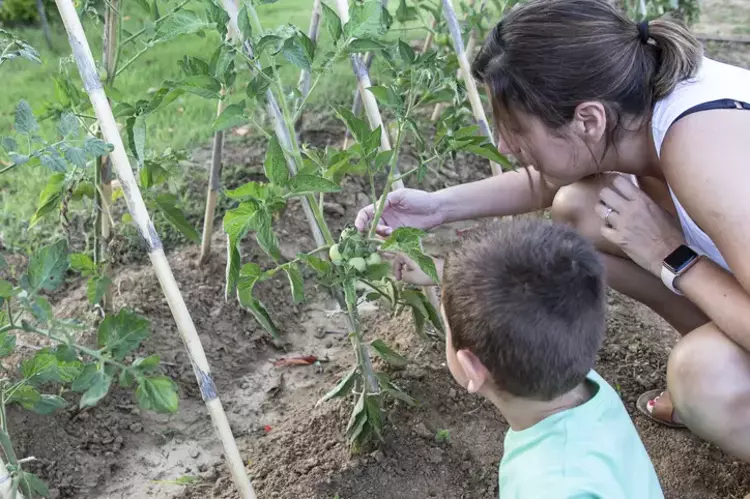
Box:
<box><xmin>354</xmin><ymin>204</ymin><xmax>375</xmax><ymax>232</ymax></box>
<box><xmin>594</xmin><ymin>202</ymin><xmax>619</xmax><ymax>227</ymax></box>
<box><xmin>393</xmin><ymin>259</ymin><xmax>404</xmax><ymax>281</ymax></box>
<box><xmin>600</xmin><ymin>224</ymin><xmax>618</xmax><ymax>244</ymax></box>
<box><xmin>598</xmin><ymin>186</ymin><xmax>627</xmax><ymax>211</ymax></box>
<box><xmin>610</xmin><ymin>175</ymin><xmax>639</xmax><ymax>200</ymax></box>
<box><xmin>374</xmin><ymin>224</ymin><xmax>393</xmax><ymax>237</ymax></box>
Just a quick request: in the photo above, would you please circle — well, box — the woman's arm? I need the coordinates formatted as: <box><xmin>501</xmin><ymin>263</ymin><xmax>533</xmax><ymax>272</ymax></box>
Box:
<box><xmin>660</xmin><ymin>111</ymin><xmax>750</xmax><ymax>351</ymax></box>
<box><xmin>433</xmin><ymin>167</ymin><xmax>558</xmax><ymax>225</ymax></box>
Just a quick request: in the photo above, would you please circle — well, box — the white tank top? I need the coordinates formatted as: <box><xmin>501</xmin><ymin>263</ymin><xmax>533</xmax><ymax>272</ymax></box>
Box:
<box><xmin>650</xmin><ymin>56</ymin><xmax>750</xmax><ymax>272</ymax></box>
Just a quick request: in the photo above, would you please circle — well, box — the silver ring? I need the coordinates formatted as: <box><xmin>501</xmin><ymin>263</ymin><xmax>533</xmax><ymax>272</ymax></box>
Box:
<box><xmin>604</xmin><ymin>207</ymin><xmax>614</xmax><ymax>227</ymax></box>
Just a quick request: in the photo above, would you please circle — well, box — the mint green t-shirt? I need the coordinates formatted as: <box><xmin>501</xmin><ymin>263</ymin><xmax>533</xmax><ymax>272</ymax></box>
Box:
<box><xmin>498</xmin><ymin>370</ymin><xmax>664</xmax><ymax>499</ymax></box>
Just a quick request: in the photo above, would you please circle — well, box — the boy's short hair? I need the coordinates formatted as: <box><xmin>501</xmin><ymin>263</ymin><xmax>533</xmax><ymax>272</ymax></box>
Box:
<box><xmin>441</xmin><ymin>217</ymin><xmax>606</xmax><ymax>401</ymax></box>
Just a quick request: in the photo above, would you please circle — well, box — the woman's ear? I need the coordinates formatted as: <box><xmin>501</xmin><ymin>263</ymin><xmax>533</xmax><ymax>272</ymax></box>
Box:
<box><xmin>456</xmin><ymin>349</ymin><xmax>491</xmax><ymax>393</ymax></box>
<box><xmin>572</xmin><ymin>101</ymin><xmax>607</xmax><ymax>143</ymax></box>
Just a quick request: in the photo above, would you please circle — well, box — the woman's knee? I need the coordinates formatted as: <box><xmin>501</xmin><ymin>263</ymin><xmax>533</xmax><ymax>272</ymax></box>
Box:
<box><xmin>668</xmin><ymin>324</ymin><xmax>750</xmax><ymax>458</ymax></box>
<box><xmin>551</xmin><ymin>180</ymin><xmax>596</xmax><ymax>227</ymax></box>
<box><xmin>550</xmin><ymin>176</ymin><xmax>612</xmax><ymax>243</ymax></box>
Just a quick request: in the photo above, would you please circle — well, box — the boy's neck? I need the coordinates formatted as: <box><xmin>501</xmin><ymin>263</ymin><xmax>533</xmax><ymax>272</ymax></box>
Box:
<box><xmin>486</xmin><ymin>379</ymin><xmax>596</xmax><ymax>432</ymax></box>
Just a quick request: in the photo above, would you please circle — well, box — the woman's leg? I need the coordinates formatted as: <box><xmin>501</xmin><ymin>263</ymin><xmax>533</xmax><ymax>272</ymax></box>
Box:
<box><xmin>551</xmin><ymin>174</ymin><xmax>708</xmax><ymax>334</ymax></box>
<box><xmin>552</xmin><ymin>174</ymin><xmax>750</xmax><ymax>460</ymax></box>
<box><xmin>667</xmin><ymin>323</ymin><xmax>750</xmax><ymax>461</ymax></box>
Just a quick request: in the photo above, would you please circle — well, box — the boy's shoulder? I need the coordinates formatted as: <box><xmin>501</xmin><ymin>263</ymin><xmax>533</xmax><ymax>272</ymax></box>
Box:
<box><xmin>499</xmin><ymin>370</ymin><xmax>664</xmax><ymax>499</ymax></box>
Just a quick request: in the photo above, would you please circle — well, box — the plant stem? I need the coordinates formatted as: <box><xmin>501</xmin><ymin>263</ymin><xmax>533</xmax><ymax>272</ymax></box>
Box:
<box><xmin>17</xmin><ymin>323</ymin><xmax>130</xmax><ymax>371</ymax></box>
<box><xmin>0</xmin><ymin>164</ymin><xmax>18</xmax><ymax>175</ymax></box>
<box><xmin>292</xmin><ymin>71</ymin><xmax>324</xmax><ymax>124</ymax></box>
<box><xmin>114</xmin><ymin>45</ymin><xmax>150</xmax><ymax>77</ymax></box>
<box><xmin>119</xmin><ymin>0</ymin><xmax>193</xmax><ymax>48</ymax></box>
<box><xmin>368</xmin><ymin>124</ymin><xmax>405</xmax><ymax>239</ymax></box>
<box><xmin>359</xmin><ymin>279</ymin><xmax>391</xmax><ymax>301</ymax></box>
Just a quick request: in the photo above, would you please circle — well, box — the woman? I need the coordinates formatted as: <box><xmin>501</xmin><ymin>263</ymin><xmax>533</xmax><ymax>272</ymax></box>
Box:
<box><xmin>355</xmin><ymin>0</ymin><xmax>750</xmax><ymax>459</ymax></box>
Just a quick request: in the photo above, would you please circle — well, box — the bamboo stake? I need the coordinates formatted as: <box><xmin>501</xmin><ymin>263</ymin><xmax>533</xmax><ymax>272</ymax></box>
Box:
<box><xmin>95</xmin><ymin>0</ymin><xmax>118</xmax><ymax>313</ymax></box>
<box><xmin>199</xmin><ymin>95</ymin><xmax>226</xmax><ymax>265</ymax></box>
<box><xmin>295</xmin><ymin>0</ymin><xmax>322</xmax><ymax>139</ymax></box>
<box><xmin>53</xmin><ymin>1</ymin><xmax>254</xmax><ymax>497</ymax></box>
<box><xmin>342</xmin><ymin>51</ymin><xmax>374</xmax><ymax>149</ymax></box>
<box><xmin>441</xmin><ymin>0</ymin><xmax>501</xmax><ymax>175</ymax></box>
<box><xmin>341</xmin><ymin>0</ymin><xmax>387</xmax><ymax>149</ymax></box>
<box><xmin>430</xmin><ymin>0</ymin><xmax>481</xmax><ymax>122</ymax></box>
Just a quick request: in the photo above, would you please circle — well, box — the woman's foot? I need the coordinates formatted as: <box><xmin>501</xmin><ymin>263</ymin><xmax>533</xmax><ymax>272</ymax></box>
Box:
<box><xmin>636</xmin><ymin>389</ymin><xmax>687</xmax><ymax>428</ymax></box>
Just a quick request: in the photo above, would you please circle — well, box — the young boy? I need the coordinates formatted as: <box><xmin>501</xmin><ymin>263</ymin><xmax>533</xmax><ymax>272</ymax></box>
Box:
<box><xmin>393</xmin><ymin>218</ymin><xmax>664</xmax><ymax>498</ymax></box>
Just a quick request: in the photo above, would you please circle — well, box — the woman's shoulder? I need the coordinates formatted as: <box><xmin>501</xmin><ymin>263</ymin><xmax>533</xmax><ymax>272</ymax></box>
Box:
<box><xmin>651</xmin><ymin>56</ymin><xmax>750</xmax><ymax>156</ymax></box>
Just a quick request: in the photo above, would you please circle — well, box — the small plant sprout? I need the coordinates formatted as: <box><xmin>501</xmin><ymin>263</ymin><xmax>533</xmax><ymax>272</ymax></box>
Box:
<box><xmin>435</xmin><ymin>429</ymin><xmax>451</xmax><ymax>444</ymax></box>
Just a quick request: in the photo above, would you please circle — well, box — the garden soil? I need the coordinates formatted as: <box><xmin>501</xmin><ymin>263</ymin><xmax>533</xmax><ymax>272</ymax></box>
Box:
<box><xmin>5</xmin><ymin>8</ymin><xmax>750</xmax><ymax>499</ymax></box>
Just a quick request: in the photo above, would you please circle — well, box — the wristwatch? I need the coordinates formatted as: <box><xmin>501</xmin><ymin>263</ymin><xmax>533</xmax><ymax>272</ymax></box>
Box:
<box><xmin>661</xmin><ymin>244</ymin><xmax>701</xmax><ymax>295</ymax></box>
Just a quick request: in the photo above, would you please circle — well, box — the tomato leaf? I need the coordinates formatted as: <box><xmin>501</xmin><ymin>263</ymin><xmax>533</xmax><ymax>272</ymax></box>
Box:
<box><xmin>31</xmin><ymin>394</ymin><xmax>67</xmax><ymax>415</ymax></box>
<box><xmin>14</xmin><ymin>99</ymin><xmax>38</xmax><ymax>134</ymax></box>
<box><xmin>237</xmin><ymin>4</ymin><xmax>253</xmax><ymax>40</ymax></box>
<box><xmin>25</xmin><ymin>238</ymin><xmax>68</xmax><ymax>293</ymax></box>
<box><xmin>87</xmin><ymin>275</ymin><xmax>112</xmax><ymax>305</ymax></box>
<box><xmin>69</xmin><ymin>253</ymin><xmax>96</xmax><ymax>274</ymax></box>
<box><xmin>321</xmin><ymin>3</ymin><xmax>342</xmax><ymax>44</ymax></box>
<box><xmin>97</xmin><ymin>308</ymin><xmax>150</xmax><ymax>360</ymax></box>
<box><xmin>264</xmin><ymin>135</ymin><xmax>290</xmax><ymax>185</ymax></box>
<box><xmin>213</xmin><ymin>101</ymin><xmax>247</xmax><ymax>131</ymax></box>
<box><xmin>0</xmin><ymin>332</ymin><xmax>16</xmax><ymax>357</ymax></box>
<box><xmin>317</xmin><ymin>368</ymin><xmax>358</xmax><ymax>406</ymax></box>
<box><xmin>21</xmin><ymin>472</ymin><xmax>49</xmax><ymax>498</ymax></box>
<box><xmin>283</xmin><ymin>263</ymin><xmax>304</xmax><ymax>303</ymax></box>
<box><xmin>79</xmin><ymin>371</ymin><xmax>112</xmax><ymax>408</ymax></box>
<box><xmin>287</xmin><ymin>174</ymin><xmax>341</xmax><ymax>195</ymax></box>
<box><xmin>153</xmin><ymin>193</ymin><xmax>201</xmax><ymax>244</ymax></box>
<box><xmin>370</xmin><ymin>339</ymin><xmax>408</xmax><ymax>367</ymax></box>
<box><xmin>136</xmin><ymin>375</ymin><xmax>179</xmax><ymax>413</ymax></box>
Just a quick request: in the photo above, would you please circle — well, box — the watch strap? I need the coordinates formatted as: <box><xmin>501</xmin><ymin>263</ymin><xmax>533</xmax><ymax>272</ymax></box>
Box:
<box><xmin>660</xmin><ymin>264</ymin><xmax>683</xmax><ymax>295</ymax></box>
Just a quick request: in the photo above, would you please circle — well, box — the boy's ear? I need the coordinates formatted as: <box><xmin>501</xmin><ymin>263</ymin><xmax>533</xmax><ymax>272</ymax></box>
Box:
<box><xmin>456</xmin><ymin>349</ymin><xmax>491</xmax><ymax>393</ymax></box>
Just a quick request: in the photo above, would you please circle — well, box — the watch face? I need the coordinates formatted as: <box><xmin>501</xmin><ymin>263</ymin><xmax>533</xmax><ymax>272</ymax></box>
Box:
<box><xmin>664</xmin><ymin>245</ymin><xmax>698</xmax><ymax>272</ymax></box>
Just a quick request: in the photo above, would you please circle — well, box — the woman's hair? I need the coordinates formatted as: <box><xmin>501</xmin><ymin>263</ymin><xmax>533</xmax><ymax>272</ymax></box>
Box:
<box><xmin>471</xmin><ymin>0</ymin><xmax>703</xmax><ymax>147</ymax></box>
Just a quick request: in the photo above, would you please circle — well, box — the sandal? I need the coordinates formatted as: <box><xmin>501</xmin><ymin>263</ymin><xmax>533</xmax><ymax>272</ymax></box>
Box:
<box><xmin>636</xmin><ymin>389</ymin><xmax>686</xmax><ymax>429</ymax></box>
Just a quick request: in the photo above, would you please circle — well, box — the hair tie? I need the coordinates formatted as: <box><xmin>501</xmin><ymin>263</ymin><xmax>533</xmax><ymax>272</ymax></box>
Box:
<box><xmin>637</xmin><ymin>20</ymin><xmax>650</xmax><ymax>44</ymax></box>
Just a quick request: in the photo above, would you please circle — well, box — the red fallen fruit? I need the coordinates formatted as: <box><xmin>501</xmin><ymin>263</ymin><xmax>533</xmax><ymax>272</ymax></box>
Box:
<box><xmin>273</xmin><ymin>355</ymin><xmax>318</xmax><ymax>367</ymax></box>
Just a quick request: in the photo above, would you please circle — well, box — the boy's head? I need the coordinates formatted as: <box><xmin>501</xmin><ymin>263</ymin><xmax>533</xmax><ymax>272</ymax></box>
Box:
<box><xmin>440</xmin><ymin>218</ymin><xmax>606</xmax><ymax>401</ymax></box>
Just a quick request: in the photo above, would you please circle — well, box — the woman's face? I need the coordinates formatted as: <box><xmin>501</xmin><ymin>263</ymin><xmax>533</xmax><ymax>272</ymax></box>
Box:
<box><xmin>496</xmin><ymin>107</ymin><xmax>606</xmax><ymax>187</ymax></box>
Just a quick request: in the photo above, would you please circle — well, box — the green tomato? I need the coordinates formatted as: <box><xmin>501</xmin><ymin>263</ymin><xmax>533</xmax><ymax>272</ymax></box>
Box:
<box><xmin>347</xmin><ymin>257</ymin><xmax>367</xmax><ymax>272</ymax></box>
<box><xmin>329</xmin><ymin>244</ymin><xmax>343</xmax><ymax>264</ymax></box>
<box><xmin>366</xmin><ymin>253</ymin><xmax>382</xmax><ymax>266</ymax></box>
<box><xmin>340</xmin><ymin>227</ymin><xmax>357</xmax><ymax>241</ymax></box>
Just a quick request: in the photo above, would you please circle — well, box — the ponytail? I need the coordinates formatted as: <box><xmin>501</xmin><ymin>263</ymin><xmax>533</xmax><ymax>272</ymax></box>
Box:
<box><xmin>645</xmin><ymin>18</ymin><xmax>703</xmax><ymax>100</ymax></box>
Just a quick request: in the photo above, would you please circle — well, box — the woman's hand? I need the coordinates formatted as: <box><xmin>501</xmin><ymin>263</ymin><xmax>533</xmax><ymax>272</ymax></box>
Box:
<box><xmin>354</xmin><ymin>188</ymin><xmax>444</xmax><ymax>237</ymax></box>
<box><xmin>596</xmin><ymin>176</ymin><xmax>686</xmax><ymax>276</ymax></box>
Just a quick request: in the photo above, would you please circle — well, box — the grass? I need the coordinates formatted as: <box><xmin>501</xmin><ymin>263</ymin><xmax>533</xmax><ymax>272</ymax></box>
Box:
<box><xmin>0</xmin><ymin>0</ymin><xmax>432</xmax><ymax>252</ymax></box>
